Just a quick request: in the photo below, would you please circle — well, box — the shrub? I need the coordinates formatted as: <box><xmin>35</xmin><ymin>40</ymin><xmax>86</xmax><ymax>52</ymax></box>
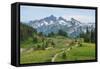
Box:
<box><xmin>62</xmin><ymin>51</ymin><xmax>67</xmax><ymax>59</ymax></box>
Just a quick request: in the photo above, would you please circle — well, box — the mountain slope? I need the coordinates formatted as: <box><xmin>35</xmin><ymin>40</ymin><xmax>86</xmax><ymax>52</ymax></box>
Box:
<box><xmin>20</xmin><ymin>23</ymin><xmax>37</xmax><ymax>41</ymax></box>
<box><xmin>27</xmin><ymin>15</ymin><xmax>95</xmax><ymax>37</ymax></box>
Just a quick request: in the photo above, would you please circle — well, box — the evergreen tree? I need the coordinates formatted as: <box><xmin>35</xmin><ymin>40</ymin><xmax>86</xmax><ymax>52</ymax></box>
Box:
<box><xmin>91</xmin><ymin>28</ymin><xmax>95</xmax><ymax>43</ymax></box>
<box><xmin>58</xmin><ymin>29</ymin><xmax>68</xmax><ymax>37</ymax></box>
<box><xmin>48</xmin><ymin>32</ymin><xmax>55</xmax><ymax>37</ymax></box>
<box><xmin>79</xmin><ymin>26</ymin><xmax>95</xmax><ymax>43</ymax></box>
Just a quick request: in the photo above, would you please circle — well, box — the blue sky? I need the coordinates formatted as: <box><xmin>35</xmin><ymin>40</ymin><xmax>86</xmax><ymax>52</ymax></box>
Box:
<box><xmin>20</xmin><ymin>5</ymin><xmax>95</xmax><ymax>23</ymax></box>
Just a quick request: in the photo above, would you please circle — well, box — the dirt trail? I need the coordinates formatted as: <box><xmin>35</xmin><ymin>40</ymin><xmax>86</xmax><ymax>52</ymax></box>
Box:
<box><xmin>51</xmin><ymin>50</ymin><xmax>64</xmax><ymax>62</ymax></box>
<box><xmin>51</xmin><ymin>48</ymin><xmax>70</xmax><ymax>62</ymax></box>
<box><xmin>51</xmin><ymin>44</ymin><xmax>78</xmax><ymax>62</ymax></box>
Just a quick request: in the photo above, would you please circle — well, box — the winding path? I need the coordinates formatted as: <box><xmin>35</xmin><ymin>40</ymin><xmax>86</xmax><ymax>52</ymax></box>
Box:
<box><xmin>51</xmin><ymin>44</ymin><xmax>78</xmax><ymax>62</ymax></box>
<box><xmin>51</xmin><ymin>48</ymin><xmax>71</xmax><ymax>62</ymax></box>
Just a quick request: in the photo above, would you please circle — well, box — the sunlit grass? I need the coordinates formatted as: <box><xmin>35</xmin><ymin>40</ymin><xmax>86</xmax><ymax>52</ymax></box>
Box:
<box><xmin>20</xmin><ymin>36</ymin><xmax>96</xmax><ymax>64</ymax></box>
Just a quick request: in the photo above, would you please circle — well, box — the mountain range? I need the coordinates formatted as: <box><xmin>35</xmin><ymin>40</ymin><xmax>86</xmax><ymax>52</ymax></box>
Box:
<box><xmin>25</xmin><ymin>15</ymin><xmax>95</xmax><ymax>37</ymax></box>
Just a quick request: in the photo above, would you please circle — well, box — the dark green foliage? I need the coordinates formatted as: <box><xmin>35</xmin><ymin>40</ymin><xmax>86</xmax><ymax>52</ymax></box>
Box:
<box><xmin>91</xmin><ymin>29</ymin><xmax>95</xmax><ymax>43</ymax></box>
<box><xmin>79</xmin><ymin>27</ymin><xmax>95</xmax><ymax>43</ymax></box>
<box><xmin>79</xmin><ymin>32</ymin><xmax>85</xmax><ymax>38</ymax></box>
<box><xmin>47</xmin><ymin>29</ymin><xmax>68</xmax><ymax>37</ymax></box>
<box><xmin>45</xmin><ymin>41</ymin><xmax>48</xmax><ymax>48</ymax></box>
<box><xmin>58</xmin><ymin>29</ymin><xmax>68</xmax><ymax>37</ymax></box>
<box><xmin>20</xmin><ymin>23</ymin><xmax>37</xmax><ymax>42</ymax></box>
<box><xmin>47</xmin><ymin>32</ymin><xmax>55</xmax><ymax>37</ymax></box>
<box><xmin>51</xmin><ymin>40</ymin><xmax>55</xmax><ymax>48</ymax></box>
<box><xmin>62</xmin><ymin>51</ymin><xmax>67</xmax><ymax>59</ymax></box>
<box><xmin>84</xmin><ymin>27</ymin><xmax>91</xmax><ymax>42</ymax></box>
<box><xmin>32</xmin><ymin>36</ymin><xmax>38</xmax><ymax>43</ymax></box>
<box><xmin>78</xmin><ymin>43</ymin><xmax>82</xmax><ymax>47</ymax></box>
<box><xmin>37</xmin><ymin>45</ymin><xmax>41</xmax><ymax>49</ymax></box>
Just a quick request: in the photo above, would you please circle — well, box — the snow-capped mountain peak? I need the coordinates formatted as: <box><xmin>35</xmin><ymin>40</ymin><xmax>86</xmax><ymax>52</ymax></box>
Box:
<box><xmin>27</xmin><ymin>15</ymin><xmax>95</xmax><ymax>37</ymax></box>
<box><xmin>71</xmin><ymin>18</ymin><xmax>81</xmax><ymax>26</ymax></box>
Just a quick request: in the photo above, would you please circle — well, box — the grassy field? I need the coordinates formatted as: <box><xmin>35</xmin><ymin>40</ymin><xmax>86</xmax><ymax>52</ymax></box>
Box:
<box><xmin>55</xmin><ymin>43</ymin><xmax>95</xmax><ymax>62</ymax></box>
<box><xmin>20</xmin><ymin>36</ymin><xmax>95</xmax><ymax>64</ymax></box>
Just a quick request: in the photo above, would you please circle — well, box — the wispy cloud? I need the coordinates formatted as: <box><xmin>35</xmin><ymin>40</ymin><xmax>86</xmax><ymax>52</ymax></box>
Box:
<box><xmin>63</xmin><ymin>14</ymin><xmax>95</xmax><ymax>23</ymax></box>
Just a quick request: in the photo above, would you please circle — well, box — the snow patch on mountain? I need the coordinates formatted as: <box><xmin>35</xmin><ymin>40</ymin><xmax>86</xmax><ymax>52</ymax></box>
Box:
<box><xmin>27</xmin><ymin>15</ymin><xmax>95</xmax><ymax>37</ymax></box>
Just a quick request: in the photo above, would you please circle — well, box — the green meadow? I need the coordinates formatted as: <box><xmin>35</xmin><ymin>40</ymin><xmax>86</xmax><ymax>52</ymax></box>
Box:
<box><xmin>20</xmin><ymin>36</ymin><xmax>95</xmax><ymax>64</ymax></box>
<box><xmin>20</xmin><ymin>23</ymin><xmax>95</xmax><ymax>64</ymax></box>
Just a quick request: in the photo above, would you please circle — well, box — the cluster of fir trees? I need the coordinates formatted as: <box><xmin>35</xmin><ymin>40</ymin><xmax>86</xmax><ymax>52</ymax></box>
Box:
<box><xmin>79</xmin><ymin>27</ymin><xmax>95</xmax><ymax>43</ymax></box>
<box><xmin>47</xmin><ymin>29</ymin><xmax>68</xmax><ymax>37</ymax></box>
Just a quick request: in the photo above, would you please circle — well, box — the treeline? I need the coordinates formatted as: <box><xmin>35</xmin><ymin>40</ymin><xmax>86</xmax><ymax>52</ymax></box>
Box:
<box><xmin>47</xmin><ymin>29</ymin><xmax>68</xmax><ymax>37</ymax></box>
<box><xmin>20</xmin><ymin>23</ymin><xmax>37</xmax><ymax>42</ymax></box>
<box><xmin>79</xmin><ymin>27</ymin><xmax>95</xmax><ymax>43</ymax></box>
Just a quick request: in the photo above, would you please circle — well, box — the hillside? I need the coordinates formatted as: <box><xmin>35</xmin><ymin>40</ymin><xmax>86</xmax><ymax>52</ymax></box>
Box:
<box><xmin>20</xmin><ymin>23</ymin><xmax>37</xmax><ymax>42</ymax></box>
